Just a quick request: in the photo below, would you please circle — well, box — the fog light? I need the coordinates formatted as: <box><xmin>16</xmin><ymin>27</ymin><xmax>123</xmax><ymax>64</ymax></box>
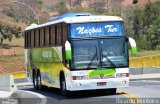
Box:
<box><xmin>116</xmin><ymin>73</ymin><xmax>129</xmax><ymax>78</ymax></box>
<box><xmin>77</xmin><ymin>83</ymin><xmax>81</xmax><ymax>87</ymax></box>
<box><xmin>122</xmin><ymin>81</ymin><xmax>126</xmax><ymax>84</ymax></box>
<box><xmin>72</xmin><ymin>75</ymin><xmax>88</xmax><ymax>80</ymax></box>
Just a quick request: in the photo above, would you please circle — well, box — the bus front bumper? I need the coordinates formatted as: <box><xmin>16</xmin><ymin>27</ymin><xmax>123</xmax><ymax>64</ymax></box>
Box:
<box><xmin>67</xmin><ymin>77</ymin><xmax>129</xmax><ymax>91</ymax></box>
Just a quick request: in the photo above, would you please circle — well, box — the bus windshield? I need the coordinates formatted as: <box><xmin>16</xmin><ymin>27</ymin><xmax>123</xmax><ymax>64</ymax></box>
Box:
<box><xmin>71</xmin><ymin>38</ymin><xmax>128</xmax><ymax>69</ymax></box>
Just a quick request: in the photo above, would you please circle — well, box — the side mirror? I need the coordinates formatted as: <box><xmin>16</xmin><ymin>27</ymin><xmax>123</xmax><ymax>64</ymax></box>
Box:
<box><xmin>65</xmin><ymin>41</ymin><xmax>72</xmax><ymax>60</ymax></box>
<box><xmin>128</xmin><ymin>37</ymin><xmax>137</xmax><ymax>55</ymax></box>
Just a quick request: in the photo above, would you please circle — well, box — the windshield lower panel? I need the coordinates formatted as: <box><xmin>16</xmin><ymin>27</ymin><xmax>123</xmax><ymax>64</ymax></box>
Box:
<box><xmin>71</xmin><ymin>38</ymin><xmax>128</xmax><ymax>70</ymax></box>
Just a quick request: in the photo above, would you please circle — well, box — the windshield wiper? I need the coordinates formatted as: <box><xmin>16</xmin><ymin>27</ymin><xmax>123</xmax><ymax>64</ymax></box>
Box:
<box><xmin>87</xmin><ymin>46</ymin><xmax>98</xmax><ymax>69</ymax></box>
<box><xmin>102</xmin><ymin>51</ymin><xmax>117</xmax><ymax>67</ymax></box>
<box><xmin>105</xmin><ymin>56</ymin><xmax>116</xmax><ymax>67</ymax></box>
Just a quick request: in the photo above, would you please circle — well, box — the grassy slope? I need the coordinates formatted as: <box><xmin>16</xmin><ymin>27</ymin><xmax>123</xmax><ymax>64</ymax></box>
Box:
<box><xmin>3</xmin><ymin>37</ymin><xmax>24</xmax><ymax>47</ymax></box>
<box><xmin>0</xmin><ymin>54</ymin><xmax>25</xmax><ymax>75</ymax></box>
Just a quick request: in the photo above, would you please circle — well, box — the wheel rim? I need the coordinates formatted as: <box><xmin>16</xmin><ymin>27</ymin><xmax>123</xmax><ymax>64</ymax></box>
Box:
<box><xmin>37</xmin><ymin>73</ymin><xmax>41</xmax><ymax>89</ymax></box>
<box><xmin>61</xmin><ymin>79</ymin><xmax>66</xmax><ymax>95</ymax></box>
<box><xmin>62</xmin><ymin>81</ymin><xmax>66</xmax><ymax>91</ymax></box>
<box><xmin>34</xmin><ymin>75</ymin><xmax>37</xmax><ymax>88</ymax></box>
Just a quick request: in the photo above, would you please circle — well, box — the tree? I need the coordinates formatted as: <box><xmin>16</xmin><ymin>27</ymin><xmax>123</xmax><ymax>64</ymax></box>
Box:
<box><xmin>89</xmin><ymin>0</ymin><xmax>106</xmax><ymax>14</ymax></box>
<box><xmin>145</xmin><ymin>16</ymin><xmax>160</xmax><ymax>50</ymax></box>
<box><xmin>142</xmin><ymin>1</ymin><xmax>160</xmax><ymax>50</ymax></box>
<box><xmin>109</xmin><ymin>0</ymin><xmax>124</xmax><ymax>16</ymax></box>
<box><xmin>0</xmin><ymin>15</ymin><xmax>25</xmax><ymax>46</ymax></box>
<box><xmin>126</xmin><ymin>1</ymin><xmax>160</xmax><ymax>50</ymax></box>
<box><xmin>72</xmin><ymin>0</ymin><xmax>82</xmax><ymax>7</ymax></box>
<box><xmin>5</xmin><ymin>0</ymin><xmax>43</xmax><ymax>24</ymax></box>
<box><xmin>55</xmin><ymin>0</ymin><xmax>68</xmax><ymax>15</ymax></box>
<box><xmin>132</xmin><ymin>8</ymin><xmax>143</xmax><ymax>39</ymax></box>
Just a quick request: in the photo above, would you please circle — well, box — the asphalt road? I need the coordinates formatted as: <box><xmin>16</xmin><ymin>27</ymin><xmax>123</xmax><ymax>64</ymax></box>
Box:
<box><xmin>17</xmin><ymin>80</ymin><xmax>160</xmax><ymax>104</ymax></box>
<box><xmin>121</xmin><ymin>80</ymin><xmax>160</xmax><ymax>98</ymax></box>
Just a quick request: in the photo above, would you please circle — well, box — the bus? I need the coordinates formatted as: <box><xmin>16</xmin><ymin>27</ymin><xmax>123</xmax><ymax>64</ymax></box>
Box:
<box><xmin>24</xmin><ymin>12</ymin><xmax>137</xmax><ymax>96</ymax></box>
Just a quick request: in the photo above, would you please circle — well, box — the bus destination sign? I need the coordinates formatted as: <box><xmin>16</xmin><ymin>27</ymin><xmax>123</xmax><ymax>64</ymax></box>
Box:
<box><xmin>70</xmin><ymin>22</ymin><xmax>124</xmax><ymax>38</ymax></box>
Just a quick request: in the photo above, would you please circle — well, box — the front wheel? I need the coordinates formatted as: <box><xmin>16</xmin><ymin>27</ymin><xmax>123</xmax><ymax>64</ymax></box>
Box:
<box><xmin>33</xmin><ymin>71</ymin><xmax>38</xmax><ymax>89</ymax></box>
<box><xmin>109</xmin><ymin>88</ymin><xmax>117</xmax><ymax>94</ymax></box>
<box><xmin>60</xmin><ymin>76</ymin><xmax>69</xmax><ymax>96</ymax></box>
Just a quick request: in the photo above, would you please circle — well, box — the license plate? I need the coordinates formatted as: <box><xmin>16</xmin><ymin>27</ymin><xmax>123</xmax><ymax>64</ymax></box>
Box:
<box><xmin>97</xmin><ymin>82</ymin><xmax>106</xmax><ymax>86</ymax></box>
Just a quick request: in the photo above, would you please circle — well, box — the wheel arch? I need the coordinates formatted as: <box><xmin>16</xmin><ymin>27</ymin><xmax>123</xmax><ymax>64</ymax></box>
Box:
<box><xmin>32</xmin><ymin>68</ymin><xmax>36</xmax><ymax>79</ymax></box>
<box><xmin>60</xmin><ymin>71</ymin><xmax>65</xmax><ymax>80</ymax></box>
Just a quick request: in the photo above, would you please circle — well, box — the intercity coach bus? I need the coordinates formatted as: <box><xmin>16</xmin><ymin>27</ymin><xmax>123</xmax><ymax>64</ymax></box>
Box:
<box><xmin>24</xmin><ymin>12</ymin><xmax>137</xmax><ymax>96</ymax></box>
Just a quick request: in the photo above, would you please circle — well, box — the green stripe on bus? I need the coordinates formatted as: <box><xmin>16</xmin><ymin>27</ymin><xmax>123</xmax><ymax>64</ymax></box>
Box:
<box><xmin>131</xmin><ymin>46</ymin><xmax>137</xmax><ymax>55</ymax></box>
<box><xmin>66</xmin><ymin>50</ymin><xmax>72</xmax><ymax>60</ymax></box>
<box><xmin>87</xmin><ymin>69</ymin><xmax>115</xmax><ymax>78</ymax></box>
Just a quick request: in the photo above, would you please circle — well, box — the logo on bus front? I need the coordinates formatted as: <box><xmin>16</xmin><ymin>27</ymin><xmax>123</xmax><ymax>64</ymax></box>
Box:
<box><xmin>100</xmin><ymin>74</ymin><xmax>104</xmax><ymax>79</ymax></box>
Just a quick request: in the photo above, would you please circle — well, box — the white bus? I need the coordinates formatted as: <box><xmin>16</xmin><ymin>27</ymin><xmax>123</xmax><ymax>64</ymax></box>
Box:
<box><xmin>24</xmin><ymin>12</ymin><xmax>137</xmax><ymax>96</ymax></box>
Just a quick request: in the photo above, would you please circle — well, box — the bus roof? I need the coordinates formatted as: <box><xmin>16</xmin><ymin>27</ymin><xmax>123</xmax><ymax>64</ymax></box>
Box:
<box><xmin>25</xmin><ymin>12</ymin><xmax>123</xmax><ymax>31</ymax></box>
<box><xmin>47</xmin><ymin>12</ymin><xmax>94</xmax><ymax>22</ymax></box>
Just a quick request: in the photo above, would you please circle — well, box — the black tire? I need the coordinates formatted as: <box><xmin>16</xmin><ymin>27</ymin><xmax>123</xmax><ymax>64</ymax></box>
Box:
<box><xmin>96</xmin><ymin>89</ymin><xmax>107</xmax><ymax>95</ymax></box>
<box><xmin>60</xmin><ymin>75</ymin><xmax>68</xmax><ymax>96</ymax></box>
<box><xmin>109</xmin><ymin>88</ymin><xmax>117</xmax><ymax>94</ymax></box>
<box><xmin>33</xmin><ymin>71</ymin><xmax>38</xmax><ymax>90</ymax></box>
<box><xmin>37</xmin><ymin>71</ymin><xmax>42</xmax><ymax>90</ymax></box>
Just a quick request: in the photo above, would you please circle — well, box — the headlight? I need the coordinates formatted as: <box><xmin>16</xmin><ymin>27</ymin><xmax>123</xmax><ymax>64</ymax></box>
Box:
<box><xmin>72</xmin><ymin>75</ymin><xmax>88</xmax><ymax>80</ymax></box>
<box><xmin>116</xmin><ymin>73</ymin><xmax>129</xmax><ymax>78</ymax></box>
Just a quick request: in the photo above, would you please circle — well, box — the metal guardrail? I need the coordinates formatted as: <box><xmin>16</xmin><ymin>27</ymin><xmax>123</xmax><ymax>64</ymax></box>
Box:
<box><xmin>0</xmin><ymin>71</ymin><xmax>26</xmax><ymax>79</ymax></box>
<box><xmin>12</xmin><ymin>71</ymin><xmax>26</xmax><ymax>79</ymax></box>
<box><xmin>129</xmin><ymin>54</ymin><xmax>160</xmax><ymax>68</ymax></box>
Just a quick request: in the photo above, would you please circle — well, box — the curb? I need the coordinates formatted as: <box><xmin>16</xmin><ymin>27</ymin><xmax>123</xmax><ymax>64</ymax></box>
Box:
<box><xmin>15</xmin><ymin>82</ymin><xmax>33</xmax><ymax>87</ymax></box>
<box><xmin>130</xmin><ymin>73</ymin><xmax>160</xmax><ymax>81</ymax></box>
<box><xmin>0</xmin><ymin>91</ymin><xmax>14</xmax><ymax>98</ymax></box>
<box><xmin>16</xmin><ymin>90</ymin><xmax>47</xmax><ymax>104</ymax></box>
<box><xmin>0</xmin><ymin>90</ymin><xmax>47</xmax><ymax>104</ymax></box>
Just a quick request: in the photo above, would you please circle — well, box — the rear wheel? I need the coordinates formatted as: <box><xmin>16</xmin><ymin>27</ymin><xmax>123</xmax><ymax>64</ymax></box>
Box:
<box><xmin>33</xmin><ymin>71</ymin><xmax>38</xmax><ymax>89</ymax></box>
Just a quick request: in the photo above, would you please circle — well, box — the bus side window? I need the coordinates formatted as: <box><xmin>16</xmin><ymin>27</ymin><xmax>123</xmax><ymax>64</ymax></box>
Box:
<box><xmin>56</xmin><ymin>24</ymin><xmax>62</xmax><ymax>45</ymax></box>
<box><xmin>40</xmin><ymin>28</ymin><xmax>44</xmax><ymax>47</ymax></box>
<box><xmin>31</xmin><ymin>31</ymin><xmax>34</xmax><ymax>48</ymax></box>
<box><xmin>45</xmin><ymin>27</ymin><xmax>49</xmax><ymax>46</ymax></box>
<box><xmin>35</xmin><ymin>29</ymin><xmax>39</xmax><ymax>47</ymax></box>
<box><xmin>25</xmin><ymin>32</ymin><xmax>27</xmax><ymax>48</ymax></box>
<box><xmin>62</xmin><ymin>24</ymin><xmax>68</xmax><ymax>45</ymax></box>
<box><xmin>27</xmin><ymin>32</ymin><xmax>29</xmax><ymax>48</ymax></box>
<box><xmin>49</xmin><ymin>27</ymin><xmax>51</xmax><ymax>46</ymax></box>
<box><xmin>28</xmin><ymin>31</ymin><xmax>31</xmax><ymax>48</ymax></box>
<box><xmin>51</xmin><ymin>26</ymin><xmax>55</xmax><ymax>46</ymax></box>
<box><xmin>44</xmin><ymin>28</ymin><xmax>46</xmax><ymax>46</ymax></box>
<box><xmin>60</xmin><ymin>24</ymin><xmax>63</xmax><ymax>45</ymax></box>
<box><xmin>34</xmin><ymin>30</ymin><xmax>36</xmax><ymax>47</ymax></box>
<box><xmin>38</xmin><ymin>29</ymin><xmax>40</xmax><ymax>47</ymax></box>
<box><xmin>55</xmin><ymin>25</ymin><xmax>58</xmax><ymax>45</ymax></box>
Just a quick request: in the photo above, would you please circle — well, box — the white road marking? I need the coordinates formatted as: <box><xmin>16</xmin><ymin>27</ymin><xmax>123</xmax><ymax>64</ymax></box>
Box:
<box><xmin>18</xmin><ymin>90</ymin><xmax>47</xmax><ymax>104</ymax></box>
